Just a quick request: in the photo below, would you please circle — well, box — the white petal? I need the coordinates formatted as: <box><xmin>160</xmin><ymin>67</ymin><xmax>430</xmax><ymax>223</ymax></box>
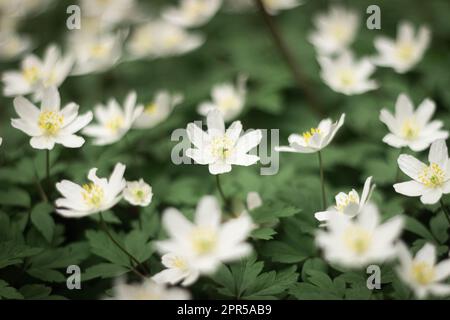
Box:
<box><xmin>55</xmin><ymin>134</ymin><xmax>85</xmax><ymax>148</ymax></box>
<box><xmin>394</xmin><ymin>181</ymin><xmax>426</xmax><ymax>196</ymax></box>
<box><xmin>13</xmin><ymin>96</ymin><xmax>40</xmax><ymax>123</ymax></box>
<box><xmin>186</xmin><ymin>123</ymin><xmax>210</xmax><ymax>149</ymax></box>
<box><xmin>415</xmin><ymin>243</ymin><xmax>436</xmax><ymax>265</ymax></box>
<box><xmin>415</xmin><ymin>98</ymin><xmax>435</xmax><ymax>126</ymax></box>
<box><xmin>420</xmin><ymin>189</ymin><xmax>442</xmax><ymax>205</ymax></box>
<box><xmin>395</xmin><ymin>93</ymin><xmax>414</xmax><ymax>121</ymax></box>
<box><xmin>382</xmin><ymin>134</ymin><xmax>407</xmax><ymax>148</ymax></box>
<box><xmin>41</xmin><ymin>86</ymin><xmax>60</xmax><ymax>111</ymax></box>
<box><xmin>162</xmin><ymin>208</ymin><xmax>193</xmax><ymax>241</ymax></box>
<box><xmin>208</xmin><ymin>162</ymin><xmax>232</xmax><ymax>175</ymax></box>
<box><xmin>398</xmin><ymin>154</ymin><xmax>426</xmax><ymax>180</ymax></box>
<box><xmin>30</xmin><ymin>136</ymin><xmax>55</xmax><ymax>150</ymax></box>
<box><xmin>428</xmin><ymin>139</ymin><xmax>448</xmax><ymax>168</ymax></box>
<box><xmin>206</xmin><ymin>109</ymin><xmax>225</xmax><ymax>136</ymax></box>
<box><xmin>234</xmin><ymin>130</ymin><xmax>262</xmax><ymax>154</ymax></box>
<box><xmin>195</xmin><ymin>196</ymin><xmax>221</xmax><ymax>228</ymax></box>
<box><xmin>225</xmin><ymin>121</ymin><xmax>242</xmax><ymax>142</ymax></box>
<box><xmin>435</xmin><ymin>259</ymin><xmax>450</xmax><ymax>281</ymax></box>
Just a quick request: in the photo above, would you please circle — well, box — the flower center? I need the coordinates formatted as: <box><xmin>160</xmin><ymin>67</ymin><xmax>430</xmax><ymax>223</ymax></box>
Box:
<box><xmin>411</xmin><ymin>261</ymin><xmax>435</xmax><ymax>285</ymax></box>
<box><xmin>185</xmin><ymin>1</ymin><xmax>207</xmax><ymax>18</ymax></box>
<box><xmin>302</xmin><ymin>128</ymin><xmax>321</xmax><ymax>143</ymax></box>
<box><xmin>336</xmin><ymin>192</ymin><xmax>359</xmax><ymax>212</ymax></box>
<box><xmin>396</xmin><ymin>43</ymin><xmax>414</xmax><ymax>62</ymax></box>
<box><xmin>145</xmin><ymin>102</ymin><xmax>158</xmax><ymax>114</ymax></box>
<box><xmin>105</xmin><ymin>116</ymin><xmax>124</xmax><ymax>133</ymax></box>
<box><xmin>163</xmin><ymin>32</ymin><xmax>183</xmax><ymax>49</ymax></box>
<box><xmin>23</xmin><ymin>65</ymin><xmax>40</xmax><ymax>84</ymax></box>
<box><xmin>339</xmin><ymin>69</ymin><xmax>356</xmax><ymax>87</ymax></box>
<box><xmin>82</xmin><ymin>183</ymin><xmax>104</xmax><ymax>208</ymax></box>
<box><xmin>419</xmin><ymin>163</ymin><xmax>445</xmax><ymax>188</ymax></box>
<box><xmin>38</xmin><ymin>111</ymin><xmax>64</xmax><ymax>135</ymax></box>
<box><xmin>211</xmin><ymin>135</ymin><xmax>234</xmax><ymax>159</ymax></box>
<box><xmin>343</xmin><ymin>226</ymin><xmax>372</xmax><ymax>255</ymax></box>
<box><xmin>90</xmin><ymin>43</ymin><xmax>108</xmax><ymax>58</ymax></box>
<box><xmin>170</xmin><ymin>256</ymin><xmax>188</xmax><ymax>270</ymax></box>
<box><xmin>191</xmin><ymin>227</ymin><xmax>217</xmax><ymax>255</ymax></box>
<box><xmin>219</xmin><ymin>95</ymin><xmax>239</xmax><ymax>111</ymax></box>
<box><xmin>401</xmin><ymin>118</ymin><xmax>420</xmax><ymax>139</ymax></box>
<box><xmin>133</xmin><ymin>189</ymin><xmax>146</xmax><ymax>202</ymax></box>
<box><xmin>331</xmin><ymin>24</ymin><xmax>348</xmax><ymax>42</ymax></box>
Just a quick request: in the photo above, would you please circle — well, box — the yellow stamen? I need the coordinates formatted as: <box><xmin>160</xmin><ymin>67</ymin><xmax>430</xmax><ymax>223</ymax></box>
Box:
<box><xmin>90</xmin><ymin>44</ymin><xmax>108</xmax><ymax>58</ymax></box>
<box><xmin>191</xmin><ymin>227</ymin><xmax>217</xmax><ymax>255</ymax></box>
<box><xmin>411</xmin><ymin>261</ymin><xmax>435</xmax><ymax>285</ymax></box>
<box><xmin>23</xmin><ymin>65</ymin><xmax>40</xmax><ymax>84</ymax></box>
<box><xmin>419</xmin><ymin>163</ymin><xmax>445</xmax><ymax>188</ymax></box>
<box><xmin>145</xmin><ymin>102</ymin><xmax>158</xmax><ymax>114</ymax></box>
<box><xmin>339</xmin><ymin>69</ymin><xmax>356</xmax><ymax>87</ymax></box>
<box><xmin>38</xmin><ymin>111</ymin><xmax>64</xmax><ymax>135</ymax></box>
<box><xmin>401</xmin><ymin>118</ymin><xmax>420</xmax><ymax>139</ymax></box>
<box><xmin>343</xmin><ymin>226</ymin><xmax>372</xmax><ymax>255</ymax></box>
<box><xmin>105</xmin><ymin>116</ymin><xmax>124</xmax><ymax>133</ymax></box>
<box><xmin>336</xmin><ymin>192</ymin><xmax>359</xmax><ymax>212</ymax></box>
<box><xmin>211</xmin><ymin>136</ymin><xmax>234</xmax><ymax>159</ymax></box>
<box><xmin>396</xmin><ymin>43</ymin><xmax>414</xmax><ymax>62</ymax></box>
<box><xmin>302</xmin><ymin>128</ymin><xmax>321</xmax><ymax>143</ymax></box>
<box><xmin>82</xmin><ymin>183</ymin><xmax>104</xmax><ymax>208</ymax></box>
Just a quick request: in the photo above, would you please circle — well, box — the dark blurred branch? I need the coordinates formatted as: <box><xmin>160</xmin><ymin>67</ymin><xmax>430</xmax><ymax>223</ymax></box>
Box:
<box><xmin>254</xmin><ymin>0</ymin><xmax>324</xmax><ymax>116</ymax></box>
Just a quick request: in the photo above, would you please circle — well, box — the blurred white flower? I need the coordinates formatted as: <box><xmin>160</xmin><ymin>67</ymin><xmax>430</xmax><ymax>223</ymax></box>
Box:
<box><xmin>315</xmin><ymin>176</ymin><xmax>375</xmax><ymax>224</ymax></box>
<box><xmin>186</xmin><ymin>109</ymin><xmax>262</xmax><ymax>175</ymax></box>
<box><xmin>152</xmin><ymin>253</ymin><xmax>200</xmax><ymax>287</ymax></box>
<box><xmin>262</xmin><ymin>0</ymin><xmax>303</xmax><ymax>15</ymax></box>
<box><xmin>308</xmin><ymin>6</ymin><xmax>359</xmax><ymax>55</ymax></box>
<box><xmin>127</xmin><ymin>20</ymin><xmax>204</xmax><ymax>60</ymax></box>
<box><xmin>133</xmin><ymin>91</ymin><xmax>183</xmax><ymax>129</ymax></box>
<box><xmin>373</xmin><ymin>21</ymin><xmax>430</xmax><ymax>73</ymax></box>
<box><xmin>162</xmin><ymin>0</ymin><xmax>222</xmax><ymax>28</ymax></box>
<box><xmin>156</xmin><ymin>195</ymin><xmax>253</xmax><ymax>274</ymax></box>
<box><xmin>396</xmin><ymin>242</ymin><xmax>450</xmax><ymax>299</ymax></box>
<box><xmin>83</xmin><ymin>91</ymin><xmax>143</xmax><ymax>146</ymax></box>
<box><xmin>110</xmin><ymin>278</ymin><xmax>190</xmax><ymax>300</ymax></box>
<box><xmin>0</xmin><ymin>0</ymin><xmax>52</xmax><ymax>18</ymax></box>
<box><xmin>318</xmin><ymin>51</ymin><xmax>377</xmax><ymax>95</ymax></box>
<box><xmin>246</xmin><ymin>191</ymin><xmax>263</xmax><ymax>211</ymax></box>
<box><xmin>11</xmin><ymin>87</ymin><xmax>92</xmax><ymax>150</ymax></box>
<box><xmin>68</xmin><ymin>31</ymin><xmax>124</xmax><ymax>76</ymax></box>
<box><xmin>394</xmin><ymin>139</ymin><xmax>450</xmax><ymax>205</ymax></box>
<box><xmin>80</xmin><ymin>0</ymin><xmax>137</xmax><ymax>27</ymax></box>
<box><xmin>0</xmin><ymin>31</ymin><xmax>31</xmax><ymax>60</ymax></box>
<box><xmin>2</xmin><ymin>45</ymin><xmax>73</xmax><ymax>100</ymax></box>
<box><xmin>379</xmin><ymin>93</ymin><xmax>448</xmax><ymax>152</ymax></box>
<box><xmin>123</xmin><ymin>179</ymin><xmax>153</xmax><ymax>207</ymax></box>
<box><xmin>197</xmin><ymin>75</ymin><xmax>247</xmax><ymax>122</ymax></box>
<box><xmin>55</xmin><ymin>163</ymin><xmax>126</xmax><ymax>218</ymax></box>
<box><xmin>276</xmin><ymin>114</ymin><xmax>345</xmax><ymax>154</ymax></box>
<box><xmin>316</xmin><ymin>204</ymin><xmax>403</xmax><ymax>268</ymax></box>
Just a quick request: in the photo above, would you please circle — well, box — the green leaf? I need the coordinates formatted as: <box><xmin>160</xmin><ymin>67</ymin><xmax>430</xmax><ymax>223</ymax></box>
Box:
<box><xmin>430</xmin><ymin>211</ymin><xmax>449</xmax><ymax>244</ymax></box>
<box><xmin>124</xmin><ymin>230</ymin><xmax>154</xmax><ymax>263</ymax></box>
<box><xmin>0</xmin><ymin>280</ymin><xmax>23</xmax><ymax>299</ymax></box>
<box><xmin>30</xmin><ymin>202</ymin><xmax>55</xmax><ymax>243</ymax></box>
<box><xmin>250</xmin><ymin>228</ymin><xmax>277</xmax><ymax>240</ymax></box>
<box><xmin>261</xmin><ymin>241</ymin><xmax>308</xmax><ymax>263</ymax></box>
<box><xmin>85</xmin><ymin>230</ymin><xmax>130</xmax><ymax>267</ymax></box>
<box><xmin>0</xmin><ymin>241</ymin><xmax>42</xmax><ymax>269</ymax></box>
<box><xmin>83</xmin><ymin>263</ymin><xmax>129</xmax><ymax>280</ymax></box>
<box><xmin>404</xmin><ymin>216</ymin><xmax>437</xmax><ymax>243</ymax></box>
<box><xmin>19</xmin><ymin>284</ymin><xmax>52</xmax><ymax>299</ymax></box>
<box><xmin>0</xmin><ymin>188</ymin><xmax>30</xmax><ymax>207</ymax></box>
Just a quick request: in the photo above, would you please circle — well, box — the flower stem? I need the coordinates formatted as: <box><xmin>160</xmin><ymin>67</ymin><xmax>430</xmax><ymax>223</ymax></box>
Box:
<box><xmin>439</xmin><ymin>199</ymin><xmax>450</xmax><ymax>226</ymax></box>
<box><xmin>254</xmin><ymin>0</ymin><xmax>324</xmax><ymax>116</ymax></box>
<box><xmin>45</xmin><ymin>149</ymin><xmax>50</xmax><ymax>182</ymax></box>
<box><xmin>98</xmin><ymin>212</ymin><xmax>148</xmax><ymax>278</ymax></box>
<box><xmin>215</xmin><ymin>174</ymin><xmax>228</xmax><ymax>206</ymax></box>
<box><xmin>395</xmin><ymin>147</ymin><xmax>404</xmax><ymax>182</ymax></box>
<box><xmin>318</xmin><ymin>151</ymin><xmax>327</xmax><ymax>210</ymax></box>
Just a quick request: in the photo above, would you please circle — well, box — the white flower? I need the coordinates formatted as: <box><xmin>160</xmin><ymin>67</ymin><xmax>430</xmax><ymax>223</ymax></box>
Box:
<box><xmin>156</xmin><ymin>195</ymin><xmax>253</xmax><ymax>274</ymax></box>
<box><xmin>0</xmin><ymin>31</ymin><xmax>31</xmax><ymax>60</ymax></box>
<box><xmin>262</xmin><ymin>0</ymin><xmax>303</xmax><ymax>15</ymax></box>
<box><xmin>186</xmin><ymin>109</ymin><xmax>262</xmax><ymax>175</ymax></box>
<box><xmin>197</xmin><ymin>75</ymin><xmax>247</xmax><ymax>122</ymax></box>
<box><xmin>318</xmin><ymin>51</ymin><xmax>378</xmax><ymax>95</ymax></box>
<box><xmin>83</xmin><ymin>91</ymin><xmax>143</xmax><ymax>146</ymax></box>
<box><xmin>275</xmin><ymin>114</ymin><xmax>345</xmax><ymax>154</ymax></box>
<box><xmin>2</xmin><ymin>45</ymin><xmax>73</xmax><ymax>100</ymax></box>
<box><xmin>397</xmin><ymin>242</ymin><xmax>450</xmax><ymax>299</ymax></box>
<box><xmin>246</xmin><ymin>191</ymin><xmax>263</xmax><ymax>211</ymax></box>
<box><xmin>316</xmin><ymin>204</ymin><xmax>403</xmax><ymax>268</ymax></box>
<box><xmin>127</xmin><ymin>20</ymin><xmax>204</xmax><ymax>60</ymax></box>
<box><xmin>162</xmin><ymin>0</ymin><xmax>222</xmax><ymax>28</ymax></box>
<box><xmin>68</xmin><ymin>31</ymin><xmax>124</xmax><ymax>76</ymax></box>
<box><xmin>308</xmin><ymin>6</ymin><xmax>359</xmax><ymax>55</ymax></box>
<box><xmin>123</xmin><ymin>179</ymin><xmax>153</xmax><ymax>207</ymax></box>
<box><xmin>380</xmin><ymin>93</ymin><xmax>448</xmax><ymax>152</ymax></box>
<box><xmin>11</xmin><ymin>87</ymin><xmax>93</xmax><ymax>150</ymax></box>
<box><xmin>110</xmin><ymin>278</ymin><xmax>190</xmax><ymax>300</ymax></box>
<box><xmin>152</xmin><ymin>253</ymin><xmax>200</xmax><ymax>287</ymax></box>
<box><xmin>55</xmin><ymin>163</ymin><xmax>126</xmax><ymax>218</ymax></box>
<box><xmin>394</xmin><ymin>139</ymin><xmax>450</xmax><ymax>205</ymax></box>
<box><xmin>373</xmin><ymin>21</ymin><xmax>430</xmax><ymax>74</ymax></box>
<box><xmin>133</xmin><ymin>91</ymin><xmax>183</xmax><ymax>129</ymax></box>
<box><xmin>80</xmin><ymin>0</ymin><xmax>138</xmax><ymax>27</ymax></box>
<box><xmin>315</xmin><ymin>176</ymin><xmax>375</xmax><ymax>224</ymax></box>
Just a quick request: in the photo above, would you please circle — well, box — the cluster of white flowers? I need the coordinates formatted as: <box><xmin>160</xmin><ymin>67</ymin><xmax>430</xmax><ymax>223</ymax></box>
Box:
<box><xmin>310</xmin><ymin>6</ymin><xmax>430</xmax><ymax>95</ymax></box>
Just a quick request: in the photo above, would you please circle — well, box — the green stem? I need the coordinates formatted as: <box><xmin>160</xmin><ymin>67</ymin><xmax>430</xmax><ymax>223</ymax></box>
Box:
<box><xmin>395</xmin><ymin>147</ymin><xmax>404</xmax><ymax>182</ymax></box>
<box><xmin>215</xmin><ymin>174</ymin><xmax>232</xmax><ymax>214</ymax></box>
<box><xmin>318</xmin><ymin>151</ymin><xmax>327</xmax><ymax>210</ymax></box>
<box><xmin>45</xmin><ymin>149</ymin><xmax>50</xmax><ymax>182</ymax></box>
<box><xmin>439</xmin><ymin>199</ymin><xmax>450</xmax><ymax>226</ymax></box>
<box><xmin>254</xmin><ymin>0</ymin><xmax>324</xmax><ymax>116</ymax></box>
<box><xmin>98</xmin><ymin>212</ymin><xmax>148</xmax><ymax>278</ymax></box>
<box><xmin>33</xmin><ymin>162</ymin><xmax>48</xmax><ymax>202</ymax></box>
